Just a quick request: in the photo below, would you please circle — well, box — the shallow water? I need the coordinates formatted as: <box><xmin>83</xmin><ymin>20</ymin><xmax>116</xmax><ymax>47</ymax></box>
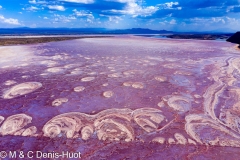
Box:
<box><xmin>0</xmin><ymin>36</ymin><xmax>240</xmax><ymax>159</ymax></box>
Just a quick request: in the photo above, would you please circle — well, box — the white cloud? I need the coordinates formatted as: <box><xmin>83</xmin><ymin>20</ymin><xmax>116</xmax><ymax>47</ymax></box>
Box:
<box><xmin>73</xmin><ymin>9</ymin><xmax>94</xmax><ymax>19</ymax></box>
<box><xmin>188</xmin><ymin>17</ymin><xmax>228</xmax><ymax>26</ymax></box>
<box><xmin>159</xmin><ymin>19</ymin><xmax>177</xmax><ymax>25</ymax></box>
<box><xmin>169</xmin><ymin>19</ymin><xmax>176</xmax><ymax>24</ymax></box>
<box><xmin>0</xmin><ymin>5</ymin><xmax>2</xmax><ymax>9</ymax></box>
<box><xmin>53</xmin><ymin>14</ymin><xmax>76</xmax><ymax>23</ymax></box>
<box><xmin>108</xmin><ymin>1</ymin><xmax>181</xmax><ymax>18</ymax></box>
<box><xmin>48</xmin><ymin>5</ymin><xmax>66</xmax><ymax>11</ymax></box>
<box><xmin>43</xmin><ymin>17</ymin><xmax>48</xmax><ymax>19</ymax></box>
<box><xmin>73</xmin><ymin>9</ymin><xmax>94</xmax><ymax>23</ymax></box>
<box><xmin>107</xmin><ymin>0</ymin><xmax>158</xmax><ymax>17</ymax></box>
<box><xmin>108</xmin><ymin>16</ymin><xmax>123</xmax><ymax>23</ymax></box>
<box><xmin>212</xmin><ymin>17</ymin><xmax>225</xmax><ymax>24</ymax></box>
<box><xmin>100</xmin><ymin>14</ymin><xmax>123</xmax><ymax>23</ymax></box>
<box><xmin>29</xmin><ymin>0</ymin><xmax>47</xmax><ymax>4</ymax></box>
<box><xmin>26</xmin><ymin>6</ymin><xmax>39</xmax><ymax>11</ymax></box>
<box><xmin>157</xmin><ymin>2</ymin><xmax>181</xmax><ymax>10</ymax></box>
<box><xmin>164</xmin><ymin>2</ymin><xmax>179</xmax><ymax>8</ymax></box>
<box><xmin>86</xmin><ymin>18</ymin><xmax>93</xmax><ymax>23</ymax></box>
<box><xmin>29</xmin><ymin>0</ymin><xmax>37</xmax><ymax>4</ymax></box>
<box><xmin>159</xmin><ymin>21</ymin><xmax>166</xmax><ymax>25</ymax></box>
<box><xmin>0</xmin><ymin>15</ymin><xmax>21</xmax><ymax>25</ymax></box>
<box><xmin>108</xmin><ymin>0</ymin><xmax>135</xmax><ymax>3</ymax></box>
<box><xmin>60</xmin><ymin>0</ymin><xmax>94</xmax><ymax>4</ymax></box>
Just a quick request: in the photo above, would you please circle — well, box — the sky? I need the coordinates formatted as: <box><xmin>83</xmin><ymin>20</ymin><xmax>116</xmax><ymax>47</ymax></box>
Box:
<box><xmin>0</xmin><ymin>0</ymin><xmax>240</xmax><ymax>31</ymax></box>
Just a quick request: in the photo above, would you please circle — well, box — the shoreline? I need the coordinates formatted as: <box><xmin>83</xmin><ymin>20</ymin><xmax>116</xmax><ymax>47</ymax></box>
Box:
<box><xmin>0</xmin><ymin>36</ymin><xmax>112</xmax><ymax>46</ymax></box>
<box><xmin>0</xmin><ymin>33</ymin><xmax>233</xmax><ymax>46</ymax></box>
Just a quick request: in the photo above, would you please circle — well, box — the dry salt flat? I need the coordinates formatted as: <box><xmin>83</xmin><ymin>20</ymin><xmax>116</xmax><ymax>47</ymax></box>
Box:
<box><xmin>0</xmin><ymin>36</ymin><xmax>240</xmax><ymax>159</ymax></box>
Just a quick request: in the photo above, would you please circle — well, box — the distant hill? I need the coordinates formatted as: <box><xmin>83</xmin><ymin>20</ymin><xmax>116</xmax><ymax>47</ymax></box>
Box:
<box><xmin>107</xmin><ymin>28</ymin><xmax>173</xmax><ymax>34</ymax></box>
<box><xmin>227</xmin><ymin>32</ymin><xmax>240</xmax><ymax>44</ymax></box>
<box><xmin>0</xmin><ymin>28</ymin><xmax>173</xmax><ymax>36</ymax></box>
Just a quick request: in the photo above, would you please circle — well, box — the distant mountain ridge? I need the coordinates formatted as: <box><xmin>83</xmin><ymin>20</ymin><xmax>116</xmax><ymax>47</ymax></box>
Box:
<box><xmin>0</xmin><ymin>28</ymin><xmax>173</xmax><ymax>35</ymax></box>
<box><xmin>108</xmin><ymin>28</ymin><xmax>173</xmax><ymax>34</ymax></box>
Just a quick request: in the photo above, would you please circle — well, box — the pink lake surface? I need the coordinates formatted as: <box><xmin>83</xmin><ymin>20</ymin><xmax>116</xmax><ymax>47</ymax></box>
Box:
<box><xmin>0</xmin><ymin>36</ymin><xmax>240</xmax><ymax>159</ymax></box>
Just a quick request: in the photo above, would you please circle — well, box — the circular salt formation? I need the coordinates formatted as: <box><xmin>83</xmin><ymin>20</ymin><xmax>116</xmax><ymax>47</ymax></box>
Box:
<box><xmin>52</xmin><ymin>98</ymin><xmax>68</xmax><ymax>107</ymax></box>
<box><xmin>174</xmin><ymin>133</ymin><xmax>187</xmax><ymax>145</ymax></box>
<box><xmin>152</xmin><ymin>137</ymin><xmax>165</xmax><ymax>144</ymax></box>
<box><xmin>95</xmin><ymin>119</ymin><xmax>134</xmax><ymax>142</ymax></box>
<box><xmin>22</xmin><ymin>126</ymin><xmax>37</xmax><ymax>136</ymax></box>
<box><xmin>132</xmin><ymin>108</ymin><xmax>165</xmax><ymax>132</ymax></box>
<box><xmin>103</xmin><ymin>91</ymin><xmax>114</xmax><ymax>98</ymax></box>
<box><xmin>81</xmin><ymin>126</ymin><xmax>94</xmax><ymax>140</ymax></box>
<box><xmin>108</xmin><ymin>67</ymin><xmax>115</xmax><ymax>70</ymax></box>
<box><xmin>165</xmin><ymin>95</ymin><xmax>193</xmax><ymax>113</ymax></box>
<box><xmin>88</xmin><ymin>72</ymin><xmax>97</xmax><ymax>75</ymax></box>
<box><xmin>94</xmin><ymin>109</ymin><xmax>134</xmax><ymax>142</ymax></box>
<box><xmin>123</xmin><ymin>70</ymin><xmax>140</xmax><ymax>76</ymax></box>
<box><xmin>3</xmin><ymin>82</ymin><xmax>42</xmax><ymax>99</ymax></box>
<box><xmin>22</xmin><ymin>75</ymin><xmax>29</xmax><ymax>79</ymax></box>
<box><xmin>154</xmin><ymin>76</ymin><xmax>167</xmax><ymax>82</ymax></box>
<box><xmin>81</xmin><ymin>77</ymin><xmax>95</xmax><ymax>82</ymax></box>
<box><xmin>174</xmin><ymin>71</ymin><xmax>192</xmax><ymax>76</ymax></box>
<box><xmin>40</xmin><ymin>60</ymin><xmax>58</xmax><ymax>67</ymax></box>
<box><xmin>168</xmin><ymin>138</ymin><xmax>176</xmax><ymax>144</ymax></box>
<box><xmin>43</xmin><ymin>112</ymin><xmax>93</xmax><ymax>139</ymax></box>
<box><xmin>108</xmin><ymin>73</ymin><xmax>121</xmax><ymax>78</ymax></box>
<box><xmin>64</xmin><ymin>64</ymin><xmax>78</xmax><ymax>69</ymax></box>
<box><xmin>44</xmin><ymin>116</ymin><xmax>77</xmax><ymax>138</ymax></box>
<box><xmin>132</xmin><ymin>82</ymin><xmax>144</xmax><ymax>89</ymax></box>
<box><xmin>74</xmin><ymin>86</ymin><xmax>85</xmax><ymax>92</ymax></box>
<box><xmin>123</xmin><ymin>82</ymin><xmax>133</xmax><ymax>87</ymax></box>
<box><xmin>102</xmin><ymin>83</ymin><xmax>108</xmax><ymax>87</ymax></box>
<box><xmin>71</xmin><ymin>70</ymin><xmax>83</xmax><ymax>75</ymax></box>
<box><xmin>0</xmin><ymin>114</ymin><xmax>32</xmax><ymax>136</ymax></box>
<box><xmin>84</xmin><ymin>57</ymin><xmax>91</xmax><ymax>60</ymax></box>
<box><xmin>46</xmin><ymin>67</ymin><xmax>64</xmax><ymax>73</ymax></box>
<box><xmin>4</xmin><ymin>80</ymin><xmax>17</xmax><ymax>86</ymax></box>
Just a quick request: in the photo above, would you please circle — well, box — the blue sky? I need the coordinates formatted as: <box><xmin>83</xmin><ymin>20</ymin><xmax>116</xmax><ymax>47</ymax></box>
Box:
<box><xmin>0</xmin><ymin>0</ymin><xmax>239</xmax><ymax>31</ymax></box>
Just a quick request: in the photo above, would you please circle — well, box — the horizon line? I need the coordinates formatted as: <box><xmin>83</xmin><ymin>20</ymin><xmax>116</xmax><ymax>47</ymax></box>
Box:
<box><xmin>0</xmin><ymin>27</ymin><xmax>237</xmax><ymax>34</ymax></box>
